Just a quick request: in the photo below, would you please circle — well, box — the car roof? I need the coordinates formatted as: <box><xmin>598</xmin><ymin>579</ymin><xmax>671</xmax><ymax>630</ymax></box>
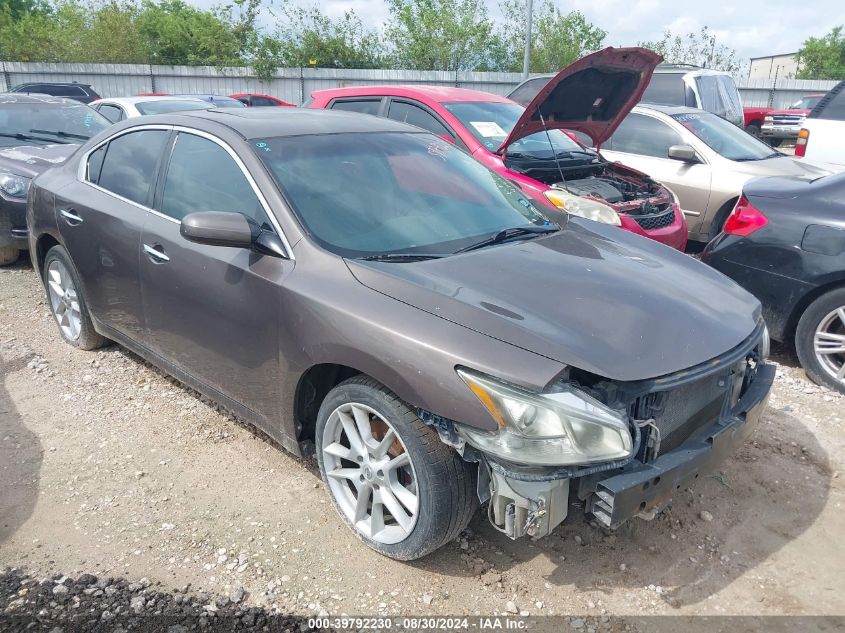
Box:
<box><xmin>311</xmin><ymin>84</ymin><xmax>513</xmax><ymax>104</ymax></box>
<box><xmin>634</xmin><ymin>103</ymin><xmax>702</xmax><ymax>116</ymax></box>
<box><xmin>143</xmin><ymin>107</ymin><xmax>425</xmax><ymax>139</ymax></box>
<box><xmin>0</xmin><ymin>92</ymin><xmax>83</xmax><ymax>106</ymax></box>
<box><xmin>95</xmin><ymin>96</ymin><xmax>207</xmax><ymax>106</ymax></box>
<box><xmin>13</xmin><ymin>81</ymin><xmax>93</xmax><ymax>87</ymax></box>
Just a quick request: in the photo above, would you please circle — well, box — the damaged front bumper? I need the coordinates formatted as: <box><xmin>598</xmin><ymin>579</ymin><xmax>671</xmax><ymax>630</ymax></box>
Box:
<box><xmin>478</xmin><ymin>360</ymin><xmax>774</xmax><ymax>540</ymax></box>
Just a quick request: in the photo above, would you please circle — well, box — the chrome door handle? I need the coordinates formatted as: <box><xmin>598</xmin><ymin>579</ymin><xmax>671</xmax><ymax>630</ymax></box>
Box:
<box><xmin>143</xmin><ymin>243</ymin><xmax>170</xmax><ymax>263</ymax></box>
<box><xmin>59</xmin><ymin>208</ymin><xmax>83</xmax><ymax>225</ymax></box>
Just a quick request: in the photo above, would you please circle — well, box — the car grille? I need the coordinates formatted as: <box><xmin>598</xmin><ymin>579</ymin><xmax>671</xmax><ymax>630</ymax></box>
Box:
<box><xmin>771</xmin><ymin>115</ymin><xmax>802</xmax><ymax>124</ymax></box>
<box><xmin>632</xmin><ymin>208</ymin><xmax>675</xmax><ymax>231</ymax></box>
<box><xmin>630</xmin><ymin>360</ymin><xmax>750</xmax><ymax>459</ymax></box>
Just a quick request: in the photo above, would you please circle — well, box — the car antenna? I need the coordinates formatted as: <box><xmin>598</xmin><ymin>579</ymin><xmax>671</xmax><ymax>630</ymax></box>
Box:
<box><xmin>538</xmin><ymin>108</ymin><xmax>568</xmax><ymax>187</ymax></box>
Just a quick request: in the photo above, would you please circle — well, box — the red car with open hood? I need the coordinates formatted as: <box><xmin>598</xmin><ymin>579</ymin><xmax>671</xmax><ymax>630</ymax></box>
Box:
<box><xmin>307</xmin><ymin>47</ymin><xmax>688</xmax><ymax>251</ymax></box>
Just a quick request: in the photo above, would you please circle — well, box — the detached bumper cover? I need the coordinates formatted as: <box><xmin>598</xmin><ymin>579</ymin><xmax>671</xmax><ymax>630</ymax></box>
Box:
<box><xmin>588</xmin><ymin>362</ymin><xmax>774</xmax><ymax>529</ymax></box>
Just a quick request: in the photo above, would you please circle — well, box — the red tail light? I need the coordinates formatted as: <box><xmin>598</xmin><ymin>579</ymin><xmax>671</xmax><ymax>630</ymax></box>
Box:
<box><xmin>723</xmin><ymin>196</ymin><xmax>768</xmax><ymax>237</ymax></box>
<box><xmin>795</xmin><ymin>128</ymin><xmax>809</xmax><ymax>157</ymax></box>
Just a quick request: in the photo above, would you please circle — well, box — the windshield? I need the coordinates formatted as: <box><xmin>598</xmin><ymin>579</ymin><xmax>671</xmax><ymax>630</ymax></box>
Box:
<box><xmin>671</xmin><ymin>111</ymin><xmax>776</xmax><ymax>161</ymax></box>
<box><xmin>789</xmin><ymin>96</ymin><xmax>822</xmax><ymax>110</ymax></box>
<box><xmin>443</xmin><ymin>101</ymin><xmax>585</xmax><ymax>155</ymax></box>
<box><xmin>255</xmin><ymin>132</ymin><xmax>555</xmax><ymax>258</ymax></box>
<box><xmin>0</xmin><ymin>101</ymin><xmax>110</xmax><ymax>147</ymax></box>
<box><xmin>136</xmin><ymin>99</ymin><xmax>209</xmax><ymax>115</ymax></box>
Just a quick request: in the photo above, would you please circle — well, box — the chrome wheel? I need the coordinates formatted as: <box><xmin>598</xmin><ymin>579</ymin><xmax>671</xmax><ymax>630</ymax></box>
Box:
<box><xmin>322</xmin><ymin>402</ymin><xmax>419</xmax><ymax>544</ymax></box>
<box><xmin>46</xmin><ymin>259</ymin><xmax>82</xmax><ymax>341</ymax></box>
<box><xmin>814</xmin><ymin>306</ymin><xmax>845</xmax><ymax>386</ymax></box>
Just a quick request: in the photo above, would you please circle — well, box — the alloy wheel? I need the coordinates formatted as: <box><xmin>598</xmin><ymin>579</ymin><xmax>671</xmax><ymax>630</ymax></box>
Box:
<box><xmin>46</xmin><ymin>259</ymin><xmax>82</xmax><ymax>341</ymax></box>
<box><xmin>321</xmin><ymin>402</ymin><xmax>419</xmax><ymax>544</ymax></box>
<box><xmin>814</xmin><ymin>306</ymin><xmax>845</xmax><ymax>386</ymax></box>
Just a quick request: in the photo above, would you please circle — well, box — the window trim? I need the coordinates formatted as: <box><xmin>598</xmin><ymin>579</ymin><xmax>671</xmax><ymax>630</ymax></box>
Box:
<box><xmin>76</xmin><ymin>124</ymin><xmax>294</xmax><ymax>259</ymax></box>
<box><xmin>385</xmin><ymin>98</ymin><xmax>466</xmax><ymax>150</ymax></box>
<box><xmin>327</xmin><ymin>96</ymin><xmax>387</xmax><ymax>116</ymax></box>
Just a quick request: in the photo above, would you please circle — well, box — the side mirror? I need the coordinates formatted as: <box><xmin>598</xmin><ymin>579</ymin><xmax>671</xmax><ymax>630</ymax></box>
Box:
<box><xmin>668</xmin><ymin>144</ymin><xmax>700</xmax><ymax>163</ymax></box>
<box><xmin>181</xmin><ymin>211</ymin><xmax>256</xmax><ymax>248</ymax></box>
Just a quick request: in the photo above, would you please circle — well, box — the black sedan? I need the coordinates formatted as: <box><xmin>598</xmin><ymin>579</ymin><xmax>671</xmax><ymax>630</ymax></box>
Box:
<box><xmin>702</xmin><ymin>173</ymin><xmax>845</xmax><ymax>393</ymax></box>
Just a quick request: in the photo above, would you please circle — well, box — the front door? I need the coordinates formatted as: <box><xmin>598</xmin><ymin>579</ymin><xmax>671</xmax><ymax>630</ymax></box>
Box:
<box><xmin>139</xmin><ymin>131</ymin><xmax>292</xmax><ymax>422</ymax></box>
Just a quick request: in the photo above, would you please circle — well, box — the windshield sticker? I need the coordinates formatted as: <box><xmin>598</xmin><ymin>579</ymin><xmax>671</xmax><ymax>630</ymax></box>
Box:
<box><xmin>255</xmin><ymin>141</ymin><xmax>271</xmax><ymax>152</ymax></box>
<box><xmin>673</xmin><ymin>113</ymin><xmax>702</xmax><ymax>123</ymax></box>
<box><xmin>427</xmin><ymin>140</ymin><xmax>449</xmax><ymax>160</ymax></box>
<box><xmin>470</xmin><ymin>121</ymin><xmax>508</xmax><ymax>138</ymax></box>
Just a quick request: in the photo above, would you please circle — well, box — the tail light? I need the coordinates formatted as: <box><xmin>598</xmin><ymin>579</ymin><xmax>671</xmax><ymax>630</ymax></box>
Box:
<box><xmin>795</xmin><ymin>128</ymin><xmax>809</xmax><ymax>157</ymax></box>
<box><xmin>723</xmin><ymin>196</ymin><xmax>768</xmax><ymax>237</ymax></box>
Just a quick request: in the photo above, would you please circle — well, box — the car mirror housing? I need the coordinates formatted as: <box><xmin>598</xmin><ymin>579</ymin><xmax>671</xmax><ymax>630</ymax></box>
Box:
<box><xmin>180</xmin><ymin>211</ymin><xmax>257</xmax><ymax>249</ymax></box>
<box><xmin>667</xmin><ymin>144</ymin><xmax>700</xmax><ymax>163</ymax></box>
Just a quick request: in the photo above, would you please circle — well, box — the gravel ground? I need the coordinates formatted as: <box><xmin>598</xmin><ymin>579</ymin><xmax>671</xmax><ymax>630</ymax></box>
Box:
<box><xmin>2</xmin><ymin>253</ymin><xmax>844</xmax><ymax>630</ymax></box>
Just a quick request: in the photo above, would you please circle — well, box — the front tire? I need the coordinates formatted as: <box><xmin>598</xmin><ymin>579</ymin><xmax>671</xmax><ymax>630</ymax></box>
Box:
<box><xmin>795</xmin><ymin>288</ymin><xmax>845</xmax><ymax>394</ymax></box>
<box><xmin>768</xmin><ymin>138</ymin><xmax>783</xmax><ymax>148</ymax></box>
<box><xmin>0</xmin><ymin>246</ymin><xmax>19</xmax><ymax>266</ymax></box>
<box><xmin>43</xmin><ymin>245</ymin><xmax>108</xmax><ymax>350</ymax></box>
<box><xmin>316</xmin><ymin>375</ymin><xmax>477</xmax><ymax>560</ymax></box>
<box><xmin>746</xmin><ymin>122</ymin><xmax>761</xmax><ymax>138</ymax></box>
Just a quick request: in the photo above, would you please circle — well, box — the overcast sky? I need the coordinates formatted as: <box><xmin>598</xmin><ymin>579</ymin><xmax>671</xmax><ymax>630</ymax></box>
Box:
<box><xmin>195</xmin><ymin>0</ymin><xmax>845</xmax><ymax>64</ymax></box>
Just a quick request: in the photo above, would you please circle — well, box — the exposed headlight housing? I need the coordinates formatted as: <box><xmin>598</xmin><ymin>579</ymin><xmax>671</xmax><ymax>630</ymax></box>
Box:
<box><xmin>0</xmin><ymin>172</ymin><xmax>31</xmax><ymax>199</ymax></box>
<box><xmin>543</xmin><ymin>188</ymin><xmax>622</xmax><ymax>226</ymax></box>
<box><xmin>456</xmin><ymin>368</ymin><xmax>633</xmax><ymax>466</ymax></box>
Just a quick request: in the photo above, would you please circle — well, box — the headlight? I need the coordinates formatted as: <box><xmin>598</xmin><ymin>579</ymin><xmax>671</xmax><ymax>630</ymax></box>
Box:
<box><xmin>0</xmin><ymin>172</ymin><xmax>31</xmax><ymax>199</ymax></box>
<box><xmin>543</xmin><ymin>188</ymin><xmax>622</xmax><ymax>226</ymax></box>
<box><xmin>764</xmin><ymin>116</ymin><xmax>773</xmax><ymax>123</ymax></box>
<box><xmin>456</xmin><ymin>368</ymin><xmax>633</xmax><ymax>466</ymax></box>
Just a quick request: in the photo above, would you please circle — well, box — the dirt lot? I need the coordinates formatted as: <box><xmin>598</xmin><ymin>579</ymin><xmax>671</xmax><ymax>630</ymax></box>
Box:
<box><xmin>2</xmin><ymin>253</ymin><xmax>844</xmax><ymax>627</ymax></box>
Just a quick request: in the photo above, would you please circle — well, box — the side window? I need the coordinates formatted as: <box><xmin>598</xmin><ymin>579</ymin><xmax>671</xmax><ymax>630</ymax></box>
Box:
<box><xmin>64</xmin><ymin>85</ymin><xmax>87</xmax><ymax>97</ymax></box>
<box><xmin>87</xmin><ymin>144</ymin><xmax>107</xmax><ymax>185</ymax></box>
<box><xmin>387</xmin><ymin>101</ymin><xmax>453</xmax><ymax>139</ymax></box>
<box><xmin>816</xmin><ymin>86</ymin><xmax>845</xmax><ymax>121</ymax></box>
<box><xmin>97</xmin><ymin>104</ymin><xmax>124</xmax><ymax>124</ymax></box>
<box><xmin>330</xmin><ymin>99</ymin><xmax>381</xmax><ymax>115</ymax></box>
<box><xmin>252</xmin><ymin>97</ymin><xmax>278</xmax><ymax>107</ymax></box>
<box><xmin>160</xmin><ymin>133</ymin><xmax>268</xmax><ymax>225</ymax></box>
<box><xmin>35</xmin><ymin>84</ymin><xmax>60</xmax><ymax>96</ymax></box>
<box><xmin>97</xmin><ymin>130</ymin><xmax>169</xmax><ymax>206</ymax></box>
<box><xmin>508</xmin><ymin>77</ymin><xmax>550</xmax><ymax>106</ymax></box>
<box><xmin>607</xmin><ymin>113</ymin><xmax>683</xmax><ymax>159</ymax></box>
<box><xmin>641</xmin><ymin>74</ymin><xmax>686</xmax><ymax>106</ymax></box>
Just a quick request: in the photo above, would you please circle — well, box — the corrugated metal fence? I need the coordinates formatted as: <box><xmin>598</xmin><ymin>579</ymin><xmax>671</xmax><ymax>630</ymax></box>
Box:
<box><xmin>1</xmin><ymin>61</ymin><xmax>839</xmax><ymax>107</ymax></box>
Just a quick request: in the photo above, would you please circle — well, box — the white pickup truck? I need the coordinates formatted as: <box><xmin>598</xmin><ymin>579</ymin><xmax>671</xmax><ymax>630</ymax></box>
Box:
<box><xmin>796</xmin><ymin>80</ymin><xmax>845</xmax><ymax>170</ymax></box>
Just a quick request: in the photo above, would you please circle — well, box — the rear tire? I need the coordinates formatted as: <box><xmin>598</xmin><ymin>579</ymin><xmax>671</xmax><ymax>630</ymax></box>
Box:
<box><xmin>316</xmin><ymin>375</ymin><xmax>477</xmax><ymax>560</ymax></box>
<box><xmin>43</xmin><ymin>245</ymin><xmax>108</xmax><ymax>350</ymax></box>
<box><xmin>0</xmin><ymin>246</ymin><xmax>19</xmax><ymax>266</ymax></box>
<box><xmin>795</xmin><ymin>288</ymin><xmax>845</xmax><ymax>394</ymax></box>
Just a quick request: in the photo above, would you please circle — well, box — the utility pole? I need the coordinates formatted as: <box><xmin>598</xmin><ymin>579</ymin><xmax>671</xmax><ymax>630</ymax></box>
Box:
<box><xmin>522</xmin><ymin>0</ymin><xmax>533</xmax><ymax>79</ymax></box>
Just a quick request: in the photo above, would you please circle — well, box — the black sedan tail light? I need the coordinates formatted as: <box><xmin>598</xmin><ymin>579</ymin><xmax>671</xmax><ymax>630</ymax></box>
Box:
<box><xmin>724</xmin><ymin>196</ymin><xmax>768</xmax><ymax>237</ymax></box>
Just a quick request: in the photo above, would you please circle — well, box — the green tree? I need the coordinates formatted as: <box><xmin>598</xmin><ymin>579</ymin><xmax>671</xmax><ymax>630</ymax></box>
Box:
<box><xmin>498</xmin><ymin>1</ymin><xmax>606</xmax><ymax>73</ymax></box>
<box><xmin>639</xmin><ymin>26</ymin><xmax>741</xmax><ymax>73</ymax></box>
<box><xmin>384</xmin><ymin>0</ymin><xmax>500</xmax><ymax>71</ymax></box>
<box><xmin>271</xmin><ymin>6</ymin><xmax>384</xmax><ymax>69</ymax></box>
<box><xmin>796</xmin><ymin>26</ymin><xmax>845</xmax><ymax>80</ymax></box>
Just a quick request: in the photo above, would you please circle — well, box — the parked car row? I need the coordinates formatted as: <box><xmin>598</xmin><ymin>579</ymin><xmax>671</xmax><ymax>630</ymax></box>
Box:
<box><xmin>1</xmin><ymin>49</ymin><xmax>843</xmax><ymax>561</ymax></box>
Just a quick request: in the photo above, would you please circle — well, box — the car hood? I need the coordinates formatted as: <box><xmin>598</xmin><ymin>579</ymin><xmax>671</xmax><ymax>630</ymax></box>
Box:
<box><xmin>728</xmin><ymin>155</ymin><xmax>830</xmax><ymax>179</ymax></box>
<box><xmin>0</xmin><ymin>143</ymin><xmax>79</xmax><ymax>178</ymax></box>
<box><xmin>346</xmin><ymin>220</ymin><xmax>760</xmax><ymax>382</ymax></box>
<box><xmin>498</xmin><ymin>47</ymin><xmax>662</xmax><ymax>153</ymax></box>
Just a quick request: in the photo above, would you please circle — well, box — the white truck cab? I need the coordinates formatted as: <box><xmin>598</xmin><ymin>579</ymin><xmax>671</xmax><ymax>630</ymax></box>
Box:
<box><xmin>796</xmin><ymin>80</ymin><xmax>845</xmax><ymax>170</ymax></box>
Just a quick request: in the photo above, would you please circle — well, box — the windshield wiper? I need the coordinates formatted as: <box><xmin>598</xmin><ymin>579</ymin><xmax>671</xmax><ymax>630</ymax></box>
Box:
<box><xmin>455</xmin><ymin>225</ymin><xmax>558</xmax><ymax>254</ymax></box>
<box><xmin>358</xmin><ymin>253</ymin><xmax>445</xmax><ymax>262</ymax></box>
<box><xmin>29</xmin><ymin>128</ymin><xmax>89</xmax><ymax>141</ymax></box>
<box><xmin>0</xmin><ymin>132</ymin><xmax>57</xmax><ymax>144</ymax></box>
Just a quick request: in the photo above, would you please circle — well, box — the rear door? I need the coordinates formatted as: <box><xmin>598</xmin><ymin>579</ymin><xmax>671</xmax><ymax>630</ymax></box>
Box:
<box><xmin>55</xmin><ymin>127</ymin><xmax>171</xmax><ymax>341</ymax></box>
<box><xmin>139</xmin><ymin>130</ymin><xmax>292</xmax><ymax>419</ymax></box>
<box><xmin>601</xmin><ymin>112</ymin><xmax>712</xmax><ymax>230</ymax></box>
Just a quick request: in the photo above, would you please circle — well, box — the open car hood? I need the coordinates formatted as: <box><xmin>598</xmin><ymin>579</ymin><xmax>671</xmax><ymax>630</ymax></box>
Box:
<box><xmin>498</xmin><ymin>47</ymin><xmax>662</xmax><ymax>152</ymax></box>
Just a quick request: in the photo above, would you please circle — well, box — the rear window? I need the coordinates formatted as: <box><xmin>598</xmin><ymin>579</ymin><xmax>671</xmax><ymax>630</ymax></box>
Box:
<box><xmin>507</xmin><ymin>77</ymin><xmax>551</xmax><ymax>106</ymax></box>
<box><xmin>641</xmin><ymin>74</ymin><xmax>687</xmax><ymax>106</ymax></box>
<box><xmin>809</xmin><ymin>81</ymin><xmax>845</xmax><ymax>121</ymax></box>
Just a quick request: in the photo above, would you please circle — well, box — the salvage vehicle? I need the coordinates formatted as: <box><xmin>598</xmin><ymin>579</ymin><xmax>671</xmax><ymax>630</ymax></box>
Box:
<box><xmin>29</xmin><ymin>108</ymin><xmax>773</xmax><ymax>559</ymax></box>
<box><xmin>702</xmin><ymin>173</ymin><xmax>845</xmax><ymax>393</ymax></box>
<box><xmin>761</xmin><ymin>94</ymin><xmax>824</xmax><ymax>147</ymax></box>
<box><xmin>796</xmin><ymin>81</ymin><xmax>845</xmax><ymax>170</ymax></box>
<box><xmin>308</xmin><ymin>47</ymin><xmax>688</xmax><ymax>252</ymax></box>
<box><xmin>9</xmin><ymin>81</ymin><xmax>101</xmax><ymax>104</ymax></box>
<box><xmin>599</xmin><ymin>104</ymin><xmax>829</xmax><ymax>242</ymax></box>
<box><xmin>511</xmin><ymin>63</ymin><xmax>745</xmax><ymax>128</ymax></box>
<box><xmin>90</xmin><ymin>96</ymin><xmax>210</xmax><ymax>122</ymax></box>
<box><xmin>743</xmin><ymin>105</ymin><xmax>772</xmax><ymax>138</ymax></box>
<box><xmin>1</xmin><ymin>93</ymin><xmax>110</xmax><ymax>265</ymax></box>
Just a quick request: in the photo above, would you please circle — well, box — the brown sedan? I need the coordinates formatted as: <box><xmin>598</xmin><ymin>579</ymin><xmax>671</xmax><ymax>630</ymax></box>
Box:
<box><xmin>28</xmin><ymin>108</ymin><xmax>773</xmax><ymax>559</ymax></box>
